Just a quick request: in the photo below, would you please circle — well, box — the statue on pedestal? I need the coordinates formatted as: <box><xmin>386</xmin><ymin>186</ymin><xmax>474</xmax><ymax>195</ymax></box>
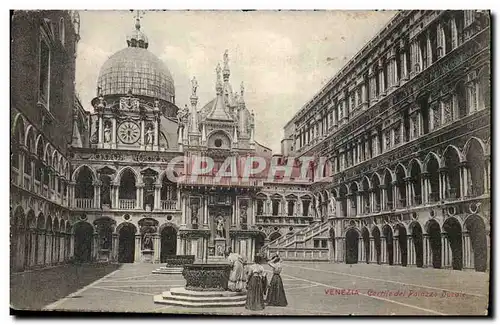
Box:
<box><xmin>216</xmin><ymin>216</ymin><xmax>226</xmax><ymax>239</ymax></box>
<box><xmin>142</xmin><ymin>232</ymin><xmax>153</xmax><ymax>250</ymax></box>
<box><xmin>103</xmin><ymin>122</ymin><xmax>111</xmax><ymax>143</ymax></box>
<box><xmin>145</xmin><ymin>125</ymin><xmax>154</xmax><ymax>145</ymax></box>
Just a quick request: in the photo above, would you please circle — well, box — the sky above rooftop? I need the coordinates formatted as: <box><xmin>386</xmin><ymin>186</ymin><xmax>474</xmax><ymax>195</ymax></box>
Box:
<box><xmin>76</xmin><ymin>10</ymin><xmax>397</xmax><ymax>153</ymax></box>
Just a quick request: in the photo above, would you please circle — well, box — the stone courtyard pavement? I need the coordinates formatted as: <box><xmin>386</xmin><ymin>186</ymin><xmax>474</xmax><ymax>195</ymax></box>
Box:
<box><xmin>17</xmin><ymin>262</ymin><xmax>489</xmax><ymax>315</ymax></box>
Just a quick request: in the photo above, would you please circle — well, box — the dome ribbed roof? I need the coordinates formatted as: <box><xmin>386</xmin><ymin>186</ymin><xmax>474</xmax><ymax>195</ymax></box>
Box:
<box><xmin>97</xmin><ymin>47</ymin><xmax>175</xmax><ymax>103</ymax></box>
<box><xmin>96</xmin><ymin>17</ymin><xmax>175</xmax><ymax>103</ymax></box>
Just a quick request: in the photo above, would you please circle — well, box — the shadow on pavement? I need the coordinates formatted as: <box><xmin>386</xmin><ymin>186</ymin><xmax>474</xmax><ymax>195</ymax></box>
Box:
<box><xmin>10</xmin><ymin>263</ymin><xmax>122</xmax><ymax>311</ymax></box>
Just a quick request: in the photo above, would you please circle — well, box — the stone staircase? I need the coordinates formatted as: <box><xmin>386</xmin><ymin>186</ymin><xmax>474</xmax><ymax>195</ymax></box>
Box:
<box><xmin>263</xmin><ymin>219</ymin><xmax>332</xmax><ymax>261</ymax></box>
<box><xmin>154</xmin><ymin>287</ymin><xmax>246</xmax><ymax>308</ymax></box>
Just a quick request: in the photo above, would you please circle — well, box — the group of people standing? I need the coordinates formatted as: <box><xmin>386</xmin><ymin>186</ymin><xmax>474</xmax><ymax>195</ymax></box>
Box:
<box><xmin>225</xmin><ymin>249</ymin><xmax>288</xmax><ymax>311</ymax></box>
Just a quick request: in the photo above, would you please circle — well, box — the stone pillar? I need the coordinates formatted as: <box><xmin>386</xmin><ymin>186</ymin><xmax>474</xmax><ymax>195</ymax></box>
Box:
<box><xmin>153</xmin><ymin>234</ymin><xmax>160</xmax><ymax>263</ymax></box>
<box><xmin>369</xmin><ymin>238</ymin><xmax>375</xmax><ymax>263</ymax></box>
<box><xmin>94</xmin><ymin>184</ymin><xmax>101</xmax><ymax>209</ymax></box>
<box><xmin>112</xmin><ymin>233</ymin><xmax>118</xmax><ymax>262</ymax></box>
<box><xmin>407</xmin><ymin>235</ymin><xmax>413</xmax><ymax>266</ymax></box>
<box><xmin>134</xmin><ymin>235</ymin><xmax>141</xmax><ymax>262</ymax></box>
<box><xmin>393</xmin><ymin>236</ymin><xmax>399</xmax><ymax>265</ymax></box>
<box><xmin>441</xmin><ymin>234</ymin><xmax>448</xmax><ymax>268</ymax></box>
<box><xmin>423</xmin><ymin>235</ymin><xmax>431</xmax><ymax>267</ymax></box>
<box><xmin>176</xmin><ymin>235</ymin><xmax>182</xmax><ymax>255</ymax></box>
<box><xmin>140</xmin><ymin>119</ymin><xmax>145</xmax><ymax>149</ymax></box>
<box><xmin>98</xmin><ymin>114</ymin><xmax>103</xmax><ymax>147</ymax></box>
<box><xmin>43</xmin><ymin>231</ymin><xmax>50</xmax><ymax>266</ymax></box>
<box><xmin>111</xmin><ymin>118</ymin><xmax>117</xmax><ymax>148</ymax></box>
<box><xmin>135</xmin><ymin>184</ymin><xmax>143</xmax><ymax>209</ymax></box>
<box><xmin>380</xmin><ymin>236</ymin><xmax>386</xmax><ymax>264</ymax></box>
<box><xmin>378</xmin><ymin>60</ymin><xmax>385</xmax><ymax>95</ymax></box>
<box><xmin>462</xmin><ymin>165</ymin><xmax>469</xmax><ymax>197</ymax></box>
<box><xmin>462</xmin><ymin>232</ymin><xmax>474</xmax><ymax>270</ymax></box>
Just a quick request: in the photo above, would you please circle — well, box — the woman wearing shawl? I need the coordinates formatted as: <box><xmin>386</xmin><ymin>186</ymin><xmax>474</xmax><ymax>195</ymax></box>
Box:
<box><xmin>245</xmin><ymin>254</ymin><xmax>267</xmax><ymax>311</ymax></box>
<box><xmin>266</xmin><ymin>254</ymin><xmax>288</xmax><ymax>306</ymax></box>
<box><xmin>225</xmin><ymin>247</ymin><xmax>246</xmax><ymax>292</ymax></box>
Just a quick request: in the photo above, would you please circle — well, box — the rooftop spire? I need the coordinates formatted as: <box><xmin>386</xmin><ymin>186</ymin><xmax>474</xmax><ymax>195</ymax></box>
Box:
<box><xmin>223</xmin><ymin>50</ymin><xmax>230</xmax><ymax>81</ymax></box>
<box><xmin>215</xmin><ymin>63</ymin><xmax>223</xmax><ymax>93</ymax></box>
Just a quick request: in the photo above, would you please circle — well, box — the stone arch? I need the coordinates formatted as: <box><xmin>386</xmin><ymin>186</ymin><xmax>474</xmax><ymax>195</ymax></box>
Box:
<box><xmin>394</xmin><ymin>162</ymin><xmax>408</xmax><ymax>178</ymax></box>
<box><xmin>464</xmin><ymin>137</ymin><xmax>487</xmax><ymax>196</ymax></box>
<box><xmin>372</xmin><ymin>225</ymin><xmax>382</xmax><ymax>264</ymax></box>
<box><xmin>24</xmin><ymin>125</ymin><xmax>36</xmax><ymax>152</ymax></box>
<box><xmin>381</xmin><ymin>168</ymin><xmax>394</xmax><ymax>185</ymax></box>
<box><xmin>345</xmin><ymin>227</ymin><xmax>360</xmax><ymax>264</ymax></box>
<box><xmin>463</xmin><ymin>214</ymin><xmax>488</xmax><ymax>272</ymax></box>
<box><xmin>43</xmin><ymin>143</ymin><xmax>53</xmax><ymax>166</ymax></box>
<box><xmin>463</xmin><ymin>137</ymin><xmax>487</xmax><ymax>158</ymax></box>
<box><xmin>36</xmin><ymin>212</ymin><xmax>45</xmax><ymax>230</ymax></box>
<box><xmin>407</xmin><ymin>158</ymin><xmax>424</xmax><ymax>174</ymax></box>
<box><xmin>425</xmin><ymin>219</ymin><xmax>441</xmax><ymax>268</ymax></box>
<box><xmin>53</xmin><ymin>217</ymin><xmax>60</xmax><ymax>233</ymax></box>
<box><xmin>425</xmin><ymin>151</ymin><xmax>441</xmax><ymax>202</ymax></box>
<box><xmin>115</xmin><ymin>166</ymin><xmax>141</xmax><ymax>184</ymax></box>
<box><xmin>45</xmin><ymin>215</ymin><xmax>53</xmax><ymax>232</ymax></box>
<box><xmin>269</xmin><ymin>231</ymin><xmax>282</xmax><ymax>242</ymax></box>
<box><xmin>382</xmin><ymin>224</ymin><xmax>394</xmax><ymax>265</ymax></box>
<box><xmin>73</xmin><ymin>221</ymin><xmax>94</xmax><ymax>263</ymax></box>
<box><xmin>207</xmin><ymin>130</ymin><xmax>232</xmax><ymax>149</ymax></box>
<box><xmin>160</xmin><ymin>223</ymin><xmax>178</xmax><ymax>261</ymax></box>
<box><xmin>370</xmin><ymin>172</ymin><xmax>382</xmax><ymax>186</ymax></box>
<box><xmin>422</xmin><ymin>151</ymin><xmax>440</xmax><ymax>170</ymax></box>
<box><xmin>443</xmin><ymin>216</ymin><xmax>463</xmax><ymax>270</ymax></box>
<box><xmin>11</xmin><ymin>113</ymin><xmax>25</xmax><ymax>139</ymax></box>
<box><xmin>361</xmin><ymin>227</ymin><xmax>370</xmax><ymax>264</ymax></box>
<box><xmin>35</xmin><ymin>135</ymin><xmax>45</xmax><ymax>158</ymax></box>
<box><xmin>476</xmin><ymin>64</ymin><xmax>490</xmax><ymax>111</ymax></box>
<box><xmin>442</xmin><ymin>145</ymin><xmax>464</xmax><ymax>165</ymax></box>
<box><xmin>442</xmin><ymin>145</ymin><xmax>462</xmax><ymax>200</ymax></box>
<box><xmin>115</xmin><ymin>221</ymin><xmax>138</xmax><ymax>234</ymax></box>
<box><xmin>71</xmin><ymin>164</ymin><xmax>98</xmax><ymax>182</ymax></box>
<box><xmin>395</xmin><ymin>223</ymin><xmax>408</xmax><ymax>266</ymax></box>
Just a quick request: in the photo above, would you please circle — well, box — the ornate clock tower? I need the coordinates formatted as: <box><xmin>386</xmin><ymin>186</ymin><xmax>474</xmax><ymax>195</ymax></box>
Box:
<box><xmin>88</xmin><ymin>14</ymin><xmax>178</xmax><ymax>151</ymax></box>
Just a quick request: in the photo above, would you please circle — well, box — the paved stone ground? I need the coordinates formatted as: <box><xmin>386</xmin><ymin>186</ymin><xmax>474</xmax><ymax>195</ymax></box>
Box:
<box><xmin>10</xmin><ymin>263</ymin><xmax>121</xmax><ymax>310</ymax></box>
<box><xmin>17</xmin><ymin>262</ymin><xmax>490</xmax><ymax>315</ymax></box>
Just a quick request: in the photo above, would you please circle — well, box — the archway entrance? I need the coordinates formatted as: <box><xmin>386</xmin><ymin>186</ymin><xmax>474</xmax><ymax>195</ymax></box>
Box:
<box><xmin>443</xmin><ymin>217</ymin><xmax>463</xmax><ymax>270</ymax></box>
<box><xmin>428</xmin><ymin>220</ymin><xmax>442</xmax><ymax>268</ymax></box>
<box><xmin>411</xmin><ymin>222</ymin><xmax>424</xmax><ymax>267</ymax></box>
<box><xmin>373</xmin><ymin>227</ymin><xmax>381</xmax><ymax>264</ymax></box>
<box><xmin>465</xmin><ymin>215</ymin><xmax>488</xmax><ymax>272</ymax></box>
<box><xmin>118</xmin><ymin>223</ymin><xmax>136</xmax><ymax>263</ymax></box>
<box><xmin>345</xmin><ymin>229</ymin><xmax>359</xmax><ymax>264</ymax></box>
<box><xmin>255</xmin><ymin>232</ymin><xmax>266</xmax><ymax>256</ymax></box>
<box><xmin>160</xmin><ymin>226</ymin><xmax>177</xmax><ymax>262</ymax></box>
<box><xmin>396</xmin><ymin>224</ymin><xmax>408</xmax><ymax>266</ymax></box>
<box><xmin>383</xmin><ymin>225</ymin><xmax>394</xmax><ymax>265</ymax></box>
<box><xmin>74</xmin><ymin>222</ymin><xmax>93</xmax><ymax>263</ymax></box>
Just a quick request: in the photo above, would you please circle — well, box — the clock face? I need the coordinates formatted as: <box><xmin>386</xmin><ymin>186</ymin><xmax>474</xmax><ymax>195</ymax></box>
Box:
<box><xmin>118</xmin><ymin>121</ymin><xmax>140</xmax><ymax>144</ymax></box>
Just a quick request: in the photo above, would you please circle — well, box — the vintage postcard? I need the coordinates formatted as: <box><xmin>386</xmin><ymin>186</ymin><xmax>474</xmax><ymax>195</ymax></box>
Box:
<box><xmin>10</xmin><ymin>9</ymin><xmax>491</xmax><ymax>316</ymax></box>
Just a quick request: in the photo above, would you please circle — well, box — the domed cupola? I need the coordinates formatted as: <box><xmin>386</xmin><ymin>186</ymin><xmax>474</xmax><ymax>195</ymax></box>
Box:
<box><xmin>96</xmin><ymin>15</ymin><xmax>175</xmax><ymax>104</ymax></box>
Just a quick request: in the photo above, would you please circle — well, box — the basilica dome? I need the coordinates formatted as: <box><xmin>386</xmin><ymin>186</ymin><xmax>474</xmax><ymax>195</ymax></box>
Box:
<box><xmin>96</xmin><ymin>19</ymin><xmax>175</xmax><ymax>104</ymax></box>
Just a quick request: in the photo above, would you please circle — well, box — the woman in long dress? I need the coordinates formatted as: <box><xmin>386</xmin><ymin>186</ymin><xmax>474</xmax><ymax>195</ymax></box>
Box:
<box><xmin>245</xmin><ymin>255</ymin><xmax>267</xmax><ymax>311</ymax></box>
<box><xmin>266</xmin><ymin>255</ymin><xmax>288</xmax><ymax>306</ymax></box>
<box><xmin>225</xmin><ymin>248</ymin><xmax>246</xmax><ymax>292</ymax></box>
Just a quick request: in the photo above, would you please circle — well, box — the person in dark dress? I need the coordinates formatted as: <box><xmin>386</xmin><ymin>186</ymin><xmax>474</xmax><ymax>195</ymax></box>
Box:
<box><xmin>245</xmin><ymin>254</ymin><xmax>267</xmax><ymax>311</ymax></box>
<box><xmin>266</xmin><ymin>254</ymin><xmax>288</xmax><ymax>307</ymax></box>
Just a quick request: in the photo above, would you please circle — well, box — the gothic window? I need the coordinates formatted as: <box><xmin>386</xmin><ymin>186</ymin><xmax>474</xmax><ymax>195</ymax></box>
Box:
<box><xmin>39</xmin><ymin>37</ymin><xmax>51</xmax><ymax>109</ymax></box>
<box><xmin>394</xmin><ymin>126</ymin><xmax>401</xmax><ymax>145</ymax></box>
<box><xmin>59</xmin><ymin>17</ymin><xmax>65</xmax><ymax>45</ymax></box>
